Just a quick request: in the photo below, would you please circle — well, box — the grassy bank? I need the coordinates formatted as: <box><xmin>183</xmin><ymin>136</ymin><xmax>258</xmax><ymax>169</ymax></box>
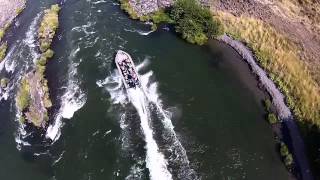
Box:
<box><xmin>16</xmin><ymin>4</ymin><xmax>60</xmax><ymax>127</ymax></box>
<box><xmin>215</xmin><ymin>11</ymin><xmax>320</xmax><ymax>126</ymax></box>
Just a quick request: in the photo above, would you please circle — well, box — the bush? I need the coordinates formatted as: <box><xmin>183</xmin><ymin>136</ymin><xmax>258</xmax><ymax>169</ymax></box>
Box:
<box><xmin>280</xmin><ymin>142</ymin><xmax>289</xmax><ymax>156</ymax></box>
<box><xmin>264</xmin><ymin>99</ymin><xmax>272</xmax><ymax>112</ymax></box>
<box><xmin>170</xmin><ymin>0</ymin><xmax>223</xmax><ymax>45</ymax></box>
<box><xmin>51</xmin><ymin>4</ymin><xmax>61</xmax><ymax>13</ymax></box>
<box><xmin>0</xmin><ymin>78</ymin><xmax>9</xmax><ymax>88</ymax></box>
<box><xmin>151</xmin><ymin>10</ymin><xmax>172</xmax><ymax>24</ymax></box>
<box><xmin>268</xmin><ymin>113</ymin><xmax>278</xmax><ymax>124</ymax></box>
<box><xmin>285</xmin><ymin>154</ymin><xmax>294</xmax><ymax>167</ymax></box>
<box><xmin>0</xmin><ymin>29</ymin><xmax>4</xmax><ymax>40</ymax></box>
<box><xmin>43</xmin><ymin>49</ymin><xmax>54</xmax><ymax>59</ymax></box>
<box><xmin>37</xmin><ymin>55</ymin><xmax>48</xmax><ymax>66</ymax></box>
<box><xmin>40</xmin><ymin>42</ymin><xmax>50</xmax><ymax>52</ymax></box>
<box><xmin>0</xmin><ymin>42</ymin><xmax>7</xmax><ymax>61</ymax></box>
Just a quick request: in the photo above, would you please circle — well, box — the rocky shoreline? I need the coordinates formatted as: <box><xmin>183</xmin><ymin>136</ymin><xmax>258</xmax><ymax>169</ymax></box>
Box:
<box><xmin>16</xmin><ymin>4</ymin><xmax>60</xmax><ymax>128</ymax></box>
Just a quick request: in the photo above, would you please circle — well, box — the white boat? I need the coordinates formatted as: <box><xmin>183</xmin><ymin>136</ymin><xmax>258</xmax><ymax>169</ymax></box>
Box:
<box><xmin>115</xmin><ymin>50</ymin><xmax>141</xmax><ymax>89</ymax></box>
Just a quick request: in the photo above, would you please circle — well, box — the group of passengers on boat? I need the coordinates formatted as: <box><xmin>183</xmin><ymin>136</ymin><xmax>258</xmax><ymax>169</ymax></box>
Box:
<box><xmin>118</xmin><ymin>57</ymin><xmax>140</xmax><ymax>88</ymax></box>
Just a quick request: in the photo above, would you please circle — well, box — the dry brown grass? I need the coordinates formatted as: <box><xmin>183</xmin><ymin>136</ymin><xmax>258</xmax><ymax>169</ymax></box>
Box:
<box><xmin>267</xmin><ymin>0</ymin><xmax>320</xmax><ymax>33</ymax></box>
<box><xmin>216</xmin><ymin>11</ymin><xmax>320</xmax><ymax>126</ymax></box>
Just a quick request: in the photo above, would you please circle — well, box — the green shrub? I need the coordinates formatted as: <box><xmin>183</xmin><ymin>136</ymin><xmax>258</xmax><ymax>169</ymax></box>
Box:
<box><xmin>0</xmin><ymin>78</ymin><xmax>9</xmax><ymax>88</ymax></box>
<box><xmin>43</xmin><ymin>49</ymin><xmax>54</xmax><ymax>59</ymax></box>
<box><xmin>151</xmin><ymin>10</ymin><xmax>172</xmax><ymax>24</ymax></box>
<box><xmin>0</xmin><ymin>42</ymin><xmax>7</xmax><ymax>61</ymax></box>
<box><xmin>170</xmin><ymin>0</ymin><xmax>223</xmax><ymax>45</ymax></box>
<box><xmin>19</xmin><ymin>116</ymin><xmax>25</xmax><ymax>123</ymax></box>
<box><xmin>264</xmin><ymin>99</ymin><xmax>272</xmax><ymax>112</ymax></box>
<box><xmin>0</xmin><ymin>29</ymin><xmax>4</xmax><ymax>40</ymax></box>
<box><xmin>16</xmin><ymin>78</ymin><xmax>31</xmax><ymax>111</ymax></box>
<box><xmin>40</xmin><ymin>42</ymin><xmax>50</xmax><ymax>52</ymax></box>
<box><xmin>279</xmin><ymin>142</ymin><xmax>294</xmax><ymax>167</ymax></box>
<box><xmin>51</xmin><ymin>4</ymin><xmax>61</xmax><ymax>13</ymax></box>
<box><xmin>37</xmin><ymin>55</ymin><xmax>48</xmax><ymax>66</ymax></box>
<box><xmin>285</xmin><ymin>154</ymin><xmax>294</xmax><ymax>167</ymax></box>
<box><xmin>280</xmin><ymin>142</ymin><xmax>289</xmax><ymax>156</ymax></box>
<box><xmin>268</xmin><ymin>113</ymin><xmax>278</xmax><ymax>124</ymax></box>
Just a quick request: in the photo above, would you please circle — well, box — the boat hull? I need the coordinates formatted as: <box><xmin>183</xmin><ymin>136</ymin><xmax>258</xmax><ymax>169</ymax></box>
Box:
<box><xmin>115</xmin><ymin>50</ymin><xmax>141</xmax><ymax>89</ymax></box>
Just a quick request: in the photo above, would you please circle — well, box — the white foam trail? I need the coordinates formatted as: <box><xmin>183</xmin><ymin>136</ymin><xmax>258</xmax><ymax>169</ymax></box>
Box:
<box><xmin>127</xmin><ymin>88</ymin><xmax>172</xmax><ymax>180</ymax></box>
<box><xmin>138</xmin><ymin>59</ymin><xmax>197</xmax><ymax>179</ymax></box>
<box><xmin>124</xmin><ymin>28</ymin><xmax>154</xmax><ymax>36</ymax></box>
<box><xmin>46</xmin><ymin>74</ymin><xmax>86</xmax><ymax>142</ymax></box>
<box><xmin>46</xmin><ymin>48</ymin><xmax>86</xmax><ymax>142</ymax></box>
<box><xmin>137</xmin><ymin>30</ymin><xmax>154</xmax><ymax>36</ymax></box>
<box><xmin>24</xmin><ymin>13</ymin><xmax>41</xmax><ymax>64</ymax></box>
<box><xmin>14</xmin><ymin>113</ymin><xmax>31</xmax><ymax>150</ymax></box>
<box><xmin>92</xmin><ymin>0</ymin><xmax>107</xmax><ymax>4</ymax></box>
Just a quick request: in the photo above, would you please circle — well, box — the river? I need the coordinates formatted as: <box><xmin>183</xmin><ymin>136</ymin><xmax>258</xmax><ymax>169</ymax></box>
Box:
<box><xmin>0</xmin><ymin>0</ymin><xmax>291</xmax><ymax>179</ymax></box>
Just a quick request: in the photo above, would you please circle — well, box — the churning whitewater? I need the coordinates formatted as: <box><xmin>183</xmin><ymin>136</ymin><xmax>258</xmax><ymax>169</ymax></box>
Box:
<box><xmin>97</xmin><ymin>59</ymin><xmax>197</xmax><ymax>179</ymax></box>
<box><xmin>127</xmin><ymin>88</ymin><xmax>172</xmax><ymax>180</ymax></box>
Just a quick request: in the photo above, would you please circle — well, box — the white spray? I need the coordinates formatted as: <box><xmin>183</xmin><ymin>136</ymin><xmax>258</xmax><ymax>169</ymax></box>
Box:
<box><xmin>127</xmin><ymin>87</ymin><xmax>172</xmax><ymax>180</ymax></box>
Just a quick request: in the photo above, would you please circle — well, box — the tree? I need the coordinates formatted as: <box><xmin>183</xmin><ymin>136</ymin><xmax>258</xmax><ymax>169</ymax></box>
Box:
<box><xmin>170</xmin><ymin>0</ymin><xmax>223</xmax><ymax>45</ymax></box>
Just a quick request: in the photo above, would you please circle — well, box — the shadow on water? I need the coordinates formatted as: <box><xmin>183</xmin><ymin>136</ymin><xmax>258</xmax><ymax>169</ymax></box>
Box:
<box><xmin>297</xmin><ymin>122</ymin><xmax>320</xmax><ymax>180</ymax></box>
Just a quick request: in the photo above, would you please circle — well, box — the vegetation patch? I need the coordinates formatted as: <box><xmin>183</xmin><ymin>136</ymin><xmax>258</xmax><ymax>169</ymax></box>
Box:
<box><xmin>0</xmin><ymin>42</ymin><xmax>7</xmax><ymax>62</ymax></box>
<box><xmin>38</xmin><ymin>4</ymin><xmax>60</xmax><ymax>52</ymax></box>
<box><xmin>216</xmin><ymin>12</ymin><xmax>320</xmax><ymax>126</ymax></box>
<box><xmin>16</xmin><ymin>78</ymin><xmax>31</xmax><ymax>111</ymax></box>
<box><xmin>0</xmin><ymin>29</ymin><xmax>4</xmax><ymax>40</ymax></box>
<box><xmin>0</xmin><ymin>78</ymin><xmax>9</xmax><ymax>89</ymax></box>
<box><xmin>268</xmin><ymin>113</ymin><xmax>278</xmax><ymax>124</ymax></box>
<box><xmin>170</xmin><ymin>0</ymin><xmax>223</xmax><ymax>45</ymax></box>
<box><xmin>280</xmin><ymin>142</ymin><xmax>294</xmax><ymax>168</ymax></box>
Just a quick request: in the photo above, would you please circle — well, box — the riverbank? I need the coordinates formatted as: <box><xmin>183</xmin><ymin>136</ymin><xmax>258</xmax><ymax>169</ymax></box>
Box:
<box><xmin>0</xmin><ymin>0</ymin><xmax>26</xmax><ymax>61</ymax></box>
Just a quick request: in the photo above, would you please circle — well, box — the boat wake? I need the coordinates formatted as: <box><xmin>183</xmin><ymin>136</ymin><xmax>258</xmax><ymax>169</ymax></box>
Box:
<box><xmin>97</xmin><ymin>59</ymin><xmax>197</xmax><ymax>179</ymax></box>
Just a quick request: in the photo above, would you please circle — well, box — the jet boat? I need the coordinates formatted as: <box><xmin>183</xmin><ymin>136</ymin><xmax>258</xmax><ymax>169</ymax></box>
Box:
<box><xmin>115</xmin><ymin>50</ymin><xmax>141</xmax><ymax>89</ymax></box>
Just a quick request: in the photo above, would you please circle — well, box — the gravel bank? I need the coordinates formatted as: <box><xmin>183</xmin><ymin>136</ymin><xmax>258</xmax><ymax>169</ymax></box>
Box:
<box><xmin>219</xmin><ymin>34</ymin><xmax>313</xmax><ymax>180</ymax></box>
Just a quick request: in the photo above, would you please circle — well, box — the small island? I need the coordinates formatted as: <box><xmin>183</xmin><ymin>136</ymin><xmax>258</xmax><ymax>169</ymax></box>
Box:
<box><xmin>16</xmin><ymin>4</ymin><xmax>60</xmax><ymax>127</ymax></box>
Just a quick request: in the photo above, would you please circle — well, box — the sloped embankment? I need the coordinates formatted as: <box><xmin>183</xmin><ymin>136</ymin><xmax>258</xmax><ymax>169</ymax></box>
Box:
<box><xmin>16</xmin><ymin>4</ymin><xmax>60</xmax><ymax>128</ymax></box>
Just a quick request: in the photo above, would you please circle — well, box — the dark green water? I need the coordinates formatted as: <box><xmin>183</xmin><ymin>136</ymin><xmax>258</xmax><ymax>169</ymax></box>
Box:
<box><xmin>0</xmin><ymin>0</ymin><xmax>290</xmax><ymax>179</ymax></box>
